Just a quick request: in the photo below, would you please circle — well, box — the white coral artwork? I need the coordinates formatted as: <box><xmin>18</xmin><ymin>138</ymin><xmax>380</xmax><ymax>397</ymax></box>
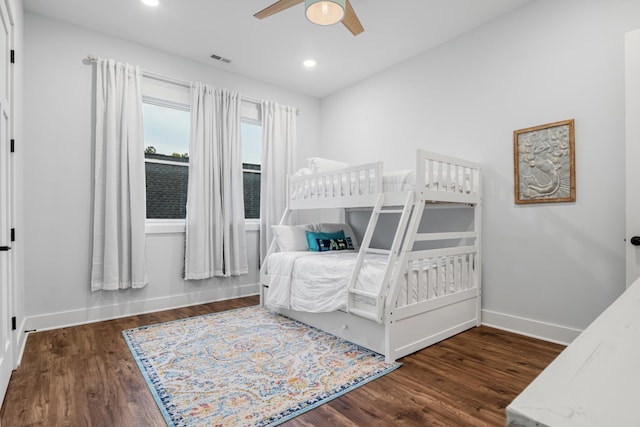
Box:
<box><xmin>515</xmin><ymin>120</ymin><xmax>574</xmax><ymax>203</ymax></box>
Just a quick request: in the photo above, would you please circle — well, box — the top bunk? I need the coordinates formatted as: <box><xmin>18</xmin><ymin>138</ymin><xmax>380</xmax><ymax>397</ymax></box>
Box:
<box><xmin>288</xmin><ymin>149</ymin><xmax>481</xmax><ymax>210</ymax></box>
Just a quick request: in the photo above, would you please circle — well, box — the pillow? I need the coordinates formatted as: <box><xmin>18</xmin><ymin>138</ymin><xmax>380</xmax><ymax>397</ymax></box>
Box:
<box><xmin>306</xmin><ymin>157</ymin><xmax>349</xmax><ymax>174</ymax></box>
<box><xmin>306</xmin><ymin>230</ymin><xmax>345</xmax><ymax>251</ymax></box>
<box><xmin>293</xmin><ymin>167</ymin><xmax>313</xmax><ymax>177</ymax></box>
<box><xmin>317</xmin><ymin>237</ymin><xmax>354</xmax><ymax>252</ymax></box>
<box><xmin>271</xmin><ymin>224</ymin><xmax>313</xmax><ymax>252</ymax></box>
<box><xmin>312</xmin><ymin>222</ymin><xmax>359</xmax><ymax>249</ymax></box>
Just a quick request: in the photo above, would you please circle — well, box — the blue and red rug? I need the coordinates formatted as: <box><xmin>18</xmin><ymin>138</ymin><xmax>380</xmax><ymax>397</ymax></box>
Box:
<box><xmin>122</xmin><ymin>306</ymin><xmax>400</xmax><ymax>426</ymax></box>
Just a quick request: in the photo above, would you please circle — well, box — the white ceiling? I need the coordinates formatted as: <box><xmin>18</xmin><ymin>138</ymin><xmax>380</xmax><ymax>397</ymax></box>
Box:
<box><xmin>23</xmin><ymin>0</ymin><xmax>534</xmax><ymax>98</ymax></box>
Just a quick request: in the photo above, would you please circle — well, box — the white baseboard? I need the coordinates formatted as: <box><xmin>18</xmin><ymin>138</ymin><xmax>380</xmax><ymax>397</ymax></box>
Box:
<box><xmin>23</xmin><ymin>283</ymin><xmax>260</xmax><ymax>334</ymax></box>
<box><xmin>482</xmin><ymin>309</ymin><xmax>582</xmax><ymax>346</ymax></box>
<box><xmin>14</xmin><ymin>316</ymin><xmax>28</xmax><ymax>368</ymax></box>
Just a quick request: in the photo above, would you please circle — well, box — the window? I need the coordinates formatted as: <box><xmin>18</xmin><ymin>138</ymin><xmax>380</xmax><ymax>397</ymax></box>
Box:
<box><xmin>241</xmin><ymin>121</ymin><xmax>262</xmax><ymax>219</ymax></box>
<box><xmin>143</xmin><ymin>97</ymin><xmax>262</xmax><ymax>222</ymax></box>
<box><xmin>143</xmin><ymin>101</ymin><xmax>190</xmax><ymax>219</ymax></box>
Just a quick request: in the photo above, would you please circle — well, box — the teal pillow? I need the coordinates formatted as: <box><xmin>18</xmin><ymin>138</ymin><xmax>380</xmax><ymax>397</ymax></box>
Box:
<box><xmin>306</xmin><ymin>230</ymin><xmax>345</xmax><ymax>251</ymax></box>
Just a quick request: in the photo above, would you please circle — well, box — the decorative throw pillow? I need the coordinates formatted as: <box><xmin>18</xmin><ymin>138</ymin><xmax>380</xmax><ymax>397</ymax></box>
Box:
<box><xmin>272</xmin><ymin>224</ymin><xmax>313</xmax><ymax>252</ymax></box>
<box><xmin>312</xmin><ymin>222</ymin><xmax>360</xmax><ymax>249</ymax></box>
<box><xmin>306</xmin><ymin>230</ymin><xmax>345</xmax><ymax>251</ymax></box>
<box><xmin>293</xmin><ymin>167</ymin><xmax>313</xmax><ymax>177</ymax></box>
<box><xmin>317</xmin><ymin>237</ymin><xmax>354</xmax><ymax>252</ymax></box>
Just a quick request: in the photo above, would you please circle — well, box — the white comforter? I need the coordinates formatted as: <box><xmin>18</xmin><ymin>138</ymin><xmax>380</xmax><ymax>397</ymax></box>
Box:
<box><xmin>265</xmin><ymin>251</ymin><xmax>387</xmax><ymax>313</ymax></box>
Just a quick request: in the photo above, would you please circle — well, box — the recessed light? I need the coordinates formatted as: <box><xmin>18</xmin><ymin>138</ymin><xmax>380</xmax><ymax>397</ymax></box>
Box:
<box><xmin>303</xmin><ymin>59</ymin><xmax>317</xmax><ymax>68</ymax></box>
<box><xmin>141</xmin><ymin>0</ymin><xmax>159</xmax><ymax>6</ymax></box>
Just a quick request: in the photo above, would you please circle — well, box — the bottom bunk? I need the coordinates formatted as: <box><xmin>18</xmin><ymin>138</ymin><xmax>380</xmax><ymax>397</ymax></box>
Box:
<box><xmin>269</xmin><ymin>291</ymin><xmax>479</xmax><ymax>364</ymax></box>
<box><xmin>261</xmin><ymin>241</ymin><xmax>481</xmax><ymax>363</ymax></box>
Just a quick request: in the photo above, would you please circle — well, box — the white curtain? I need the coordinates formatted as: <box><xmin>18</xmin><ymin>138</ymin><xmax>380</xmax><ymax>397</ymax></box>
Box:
<box><xmin>260</xmin><ymin>101</ymin><xmax>297</xmax><ymax>263</ymax></box>
<box><xmin>185</xmin><ymin>83</ymin><xmax>248</xmax><ymax>279</ymax></box>
<box><xmin>91</xmin><ymin>58</ymin><xmax>148</xmax><ymax>291</ymax></box>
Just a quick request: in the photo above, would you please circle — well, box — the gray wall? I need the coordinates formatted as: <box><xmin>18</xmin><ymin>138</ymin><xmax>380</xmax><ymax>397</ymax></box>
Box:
<box><xmin>319</xmin><ymin>0</ymin><xmax>640</xmax><ymax>339</ymax></box>
<box><xmin>22</xmin><ymin>1</ymin><xmax>640</xmax><ymax>343</ymax></box>
<box><xmin>22</xmin><ymin>12</ymin><xmax>321</xmax><ymax>329</ymax></box>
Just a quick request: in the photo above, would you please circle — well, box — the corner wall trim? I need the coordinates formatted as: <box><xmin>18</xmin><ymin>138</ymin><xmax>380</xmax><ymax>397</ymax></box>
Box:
<box><xmin>24</xmin><ymin>283</ymin><xmax>260</xmax><ymax>333</ymax></box>
<box><xmin>481</xmin><ymin>309</ymin><xmax>582</xmax><ymax>346</ymax></box>
<box><xmin>14</xmin><ymin>317</ymin><xmax>28</xmax><ymax>368</ymax></box>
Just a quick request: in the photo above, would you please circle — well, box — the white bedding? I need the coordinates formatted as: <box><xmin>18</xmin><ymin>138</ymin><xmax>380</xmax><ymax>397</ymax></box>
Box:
<box><xmin>382</xmin><ymin>168</ymin><xmax>474</xmax><ymax>193</ymax></box>
<box><xmin>265</xmin><ymin>251</ymin><xmax>387</xmax><ymax>312</ymax></box>
<box><xmin>265</xmin><ymin>250</ymin><xmax>471</xmax><ymax>313</ymax></box>
<box><xmin>382</xmin><ymin>169</ymin><xmax>415</xmax><ymax>192</ymax></box>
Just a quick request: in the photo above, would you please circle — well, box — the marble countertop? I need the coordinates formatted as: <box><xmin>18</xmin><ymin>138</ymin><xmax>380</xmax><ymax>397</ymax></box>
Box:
<box><xmin>506</xmin><ymin>279</ymin><xmax>640</xmax><ymax>427</ymax></box>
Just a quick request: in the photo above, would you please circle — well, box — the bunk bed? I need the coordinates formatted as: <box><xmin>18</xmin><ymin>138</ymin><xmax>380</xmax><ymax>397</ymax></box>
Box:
<box><xmin>260</xmin><ymin>149</ymin><xmax>482</xmax><ymax>363</ymax></box>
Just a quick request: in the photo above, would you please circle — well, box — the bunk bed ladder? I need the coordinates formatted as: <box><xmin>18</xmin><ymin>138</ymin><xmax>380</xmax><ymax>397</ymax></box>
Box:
<box><xmin>347</xmin><ymin>191</ymin><xmax>416</xmax><ymax>323</ymax></box>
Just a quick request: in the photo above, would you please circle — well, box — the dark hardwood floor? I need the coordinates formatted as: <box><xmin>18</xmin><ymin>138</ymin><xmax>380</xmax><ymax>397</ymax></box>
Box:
<box><xmin>0</xmin><ymin>296</ymin><xmax>564</xmax><ymax>426</ymax></box>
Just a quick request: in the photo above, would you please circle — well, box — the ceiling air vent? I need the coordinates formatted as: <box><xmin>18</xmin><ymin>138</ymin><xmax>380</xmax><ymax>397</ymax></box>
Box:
<box><xmin>210</xmin><ymin>53</ymin><xmax>231</xmax><ymax>64</ymax></box>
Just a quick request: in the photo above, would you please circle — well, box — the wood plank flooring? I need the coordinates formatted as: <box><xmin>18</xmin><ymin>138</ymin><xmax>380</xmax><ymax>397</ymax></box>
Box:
<box><xmin>1</xmin><ymin>296</ymin><xmax>564</xmax><ymax>426</ymax></box>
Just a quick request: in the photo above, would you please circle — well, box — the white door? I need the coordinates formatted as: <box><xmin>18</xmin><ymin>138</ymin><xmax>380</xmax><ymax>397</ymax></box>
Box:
<box><xmin>625</xmin><ymin>29</ymin><xmax>640</xmax><ymax>287</ymax></box>
<box><xmin>0</xmin><ymin>0</ymin><xmax>12</xmax><ymax>404</ymax></box>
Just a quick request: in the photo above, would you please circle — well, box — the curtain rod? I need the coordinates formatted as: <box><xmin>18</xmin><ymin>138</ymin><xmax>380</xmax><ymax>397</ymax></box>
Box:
<box><xmin>85</xmin><ymin>54</ymin><xmax>266</xmax><ymax>107</ymax></box>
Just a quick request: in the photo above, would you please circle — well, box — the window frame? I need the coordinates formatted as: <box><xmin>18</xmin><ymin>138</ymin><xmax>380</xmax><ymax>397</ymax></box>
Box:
<box><xmin>143</xmin><ymin>96</ymin><xmax>191</xmax><ymax>226</ymax></box>
<box><xmin>143</xmin><ymin>91</ymin><xmax>263</xmax><ymax>235</ymax></box>
<box><xmin>241</xmin><ymin>116</ymin><xmax>262</xmax><ymax>226</ymax></box>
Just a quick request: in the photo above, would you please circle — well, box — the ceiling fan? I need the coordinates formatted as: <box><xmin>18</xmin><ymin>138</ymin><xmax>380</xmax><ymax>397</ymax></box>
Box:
<box><xmin>254</xmin><ymin>0</ymin><xmax>364</xmax><ymax>36</ymax></box>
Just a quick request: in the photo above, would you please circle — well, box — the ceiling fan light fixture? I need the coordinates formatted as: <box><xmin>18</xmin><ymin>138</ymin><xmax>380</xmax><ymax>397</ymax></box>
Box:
<box><xmin>305</xmin><ymin>0</ymin><xmax>345</xmax><ymax>26</ymax></box>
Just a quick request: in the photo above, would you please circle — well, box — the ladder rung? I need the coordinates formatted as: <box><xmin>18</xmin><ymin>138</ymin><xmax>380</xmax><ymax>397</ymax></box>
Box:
<box><xmin>377</xmin><ymin>209</ymin><xmax>403</xmax><ymax>214</ymax></box>
<box><xmin>348</xmin><ymin>307</ymin><xmax>379</xmax><ymax>322</ymax></box>
<box><xmin>364</xmin><ymin>248</ymin><xmax>391</xmax><ymax>255</ymax></box>
<box><xmin>349</xmin><ymin>288</ymin><xmax>378</xmax><ymax>298</ymax></box>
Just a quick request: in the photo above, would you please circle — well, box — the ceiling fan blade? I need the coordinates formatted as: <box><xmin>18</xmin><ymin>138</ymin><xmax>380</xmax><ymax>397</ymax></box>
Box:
<box><xmin>254</xmin><ymin>0</ymin><xmax>304</xmax><ymax>19</ymax></box>
<box><xmin>342</xmin><ymin>0</ymin><xmax>364</xmax><ymax>35</ymax></box>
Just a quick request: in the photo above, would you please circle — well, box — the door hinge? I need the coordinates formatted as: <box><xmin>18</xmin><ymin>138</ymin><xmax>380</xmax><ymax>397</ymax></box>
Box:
<box><xmin>0</xmin><ymin>246</ymin><xmax>10</xmax><ymax>251</ymax></box>
<box><xmin>10</xmin><ymin>228</ymin><xmax>14</xmax><ymax>242</ymax></box>
<box><xmin>10</xmin><ymin>139</ymin><xmax>14</xmax><ymax>153</ymax></box>
<box><xmin>10</xmin><ymin>50</ymin><xmax>14</xmax><ymax>64</ymax></box>
<box><xmin>11</xmin><ymin>316</ymin><xmax>16</xmax><ymax>331</ymax></box>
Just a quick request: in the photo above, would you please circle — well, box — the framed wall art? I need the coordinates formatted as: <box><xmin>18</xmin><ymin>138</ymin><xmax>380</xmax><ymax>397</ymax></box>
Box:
<box><xmin>513</xmin><ymin>119</ymin><xmax>575</xmax><ymax>204</ymax></box>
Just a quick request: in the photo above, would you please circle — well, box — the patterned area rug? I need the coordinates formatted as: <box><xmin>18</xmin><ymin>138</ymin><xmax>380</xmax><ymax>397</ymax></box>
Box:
<box><xmin>123</xmin><ymin>306</ymin><xmax>400</xmax><ymax>426</ymax></box>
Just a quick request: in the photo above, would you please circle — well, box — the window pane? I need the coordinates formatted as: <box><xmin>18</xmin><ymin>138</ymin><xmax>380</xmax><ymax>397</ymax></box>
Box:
<box><xmin>145</xmin><ymin>162</ymin><xmax>188</xmax><ymax>219</ymax></box>
<box><xmin>243</xmin><ymin>165</ymin><xmax>261</xmax><ymax>219</ymax></box>
<box><xmin>143</xmin><ymin>102</ymin><xmax>190</xmax><ymax>157</ymax></box>
<box><xmin>143</xmin><ymin>102</ymin><xmax>190</xmax><ymax>219</ymax></box>
<box><xmin>241</xmin><ymin>122</ymin><xmax>261</xmax><ymax>165</ymax></box>
<box><xmin>143</xmin><ymin>107</ymin><xmax>262</xmax><ymax>221</ymax></box>
<box><xmin>242</xmin><ymin>122</ymin><xmax>262</xmax><ymax>219</ymax></box>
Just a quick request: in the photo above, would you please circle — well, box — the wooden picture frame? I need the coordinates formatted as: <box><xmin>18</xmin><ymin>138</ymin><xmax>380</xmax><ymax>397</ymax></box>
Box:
<box><xmin>514</xmin><ymin>119</ymin><xmax>575</xmax><ymax>204</ymax></box>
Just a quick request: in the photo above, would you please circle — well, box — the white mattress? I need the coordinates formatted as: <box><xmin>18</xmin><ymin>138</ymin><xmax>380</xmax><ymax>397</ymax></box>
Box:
<box><xmin>265</xmin><ymin>250</ymin><xmax>469</xmax><ymax>313</ymax></box>
<box><xmin>382</xmin><ymin>169</ymin><xmax>473</xmax><ymax>193</ymax></box>
<box><xmin>265</xmin><ymin>251</ymin><xmax>386</xmax><ymax>313</ymax></box>
<box><xmin>382</xmin><ymin>169</ymin><xmax>415</xmax><ymax>192</ymax></box>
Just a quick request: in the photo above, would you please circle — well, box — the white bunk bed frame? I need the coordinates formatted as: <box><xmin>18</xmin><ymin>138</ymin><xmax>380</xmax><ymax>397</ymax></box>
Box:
<box><xmin>260</xmin><ymin>149</ymin><xmax>482</xmax><ymax>363</ymax></box>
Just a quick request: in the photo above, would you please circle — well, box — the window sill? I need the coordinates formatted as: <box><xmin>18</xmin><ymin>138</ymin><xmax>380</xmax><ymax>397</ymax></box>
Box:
<box><xmin>145</xmin><ymin>219</ymin><xmax>260</xmax><ymax>234</ymax></box>
<box><xmin>146</xmin><ymin>220</ymin><xmax>185</xmax><ymax>234</ymax></box>
<box><xmin>245</xmin><ymin>219</ymin><xmax>260</xmax><ymax>231</ymax></box>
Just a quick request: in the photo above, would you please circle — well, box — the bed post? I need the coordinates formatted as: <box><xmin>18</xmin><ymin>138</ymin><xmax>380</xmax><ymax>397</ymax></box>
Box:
<box><xmin>474</xmin><ymin>173</ymin><xmax>483</xmax><ymax>326</ymax></box>
<box><xmin>259</xmin><ymin>189</ymin><xmax>292</xmax><ymax>307</ymax></box>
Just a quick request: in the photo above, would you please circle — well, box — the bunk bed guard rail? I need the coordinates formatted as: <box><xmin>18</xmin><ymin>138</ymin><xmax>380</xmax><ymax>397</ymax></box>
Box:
<box><xmin>288</xmin><ymin>161</ymin><xmax>384</xmax><ymax>210</ymax></box>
